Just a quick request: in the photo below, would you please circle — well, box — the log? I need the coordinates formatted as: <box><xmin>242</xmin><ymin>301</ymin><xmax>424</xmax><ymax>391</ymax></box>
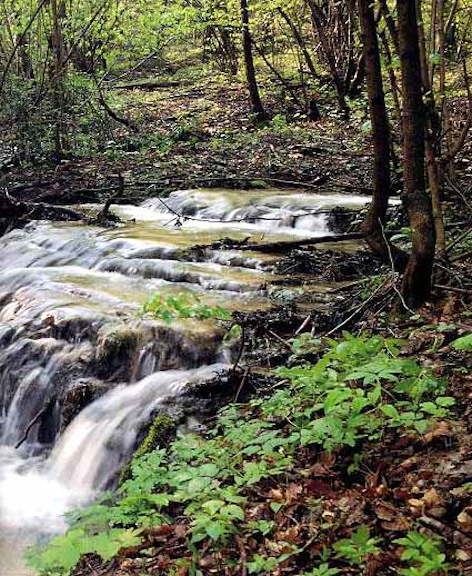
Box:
<box><xmin>111</xmin><ymin>79</ymin><xmax>187</xmax><ymax>90</ymax></box>
<box><xmin>0</xmin><ymin>196</ymin><xmax>83</xmax><ymax>221</ymax></box>
<box><xmin>235</xmin><ymin>232</ymin><xmax>367</xmax><ymax>253</ymax></box>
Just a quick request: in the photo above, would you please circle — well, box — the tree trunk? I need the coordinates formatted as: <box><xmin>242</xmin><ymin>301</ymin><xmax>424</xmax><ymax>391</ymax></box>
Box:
<box><xmin>379</xmin><ymin>29</ymin><xmax>402</xmax><ymax>124</ymax></box>
<box><xmin>240</xmin><ymin>0</ymin><xmax>267</xmax><ymax>121</ymax></box>
<box><xmin>378</xmin><ymin>0</ymin><xmax>399</xmax><ymax>54</ymax></box>
<box><xmin>50</xmin><ymin>0</ymin><xmax>66</xmax><ymax>158</ymax></box>
<box><xmin>358</xmin><ymin>0</ymin><xmax>408</xmax><ymax>269</ymax></box>
<box><xmin>398</xmin><ymin>0</ymin><xmax>436</xmax><ymax>307</ymax></box>
<box><xmin>308</xmin><ymin>0</ymin><xmax>350</xmax><ymax>117</ymax></box>
<box><xmin>417</xmin><ymin>0</ymin><xmax>446</xmax><ymax>258</ymax></box>
<box><xmin>278</xmin><ymin>8</ymin><xmax>319</xmax><ymax>79</ymax></box>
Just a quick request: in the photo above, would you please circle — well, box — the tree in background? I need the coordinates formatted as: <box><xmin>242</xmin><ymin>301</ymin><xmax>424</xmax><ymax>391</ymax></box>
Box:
<box><xmin>240</xmin><ymin>0</ymin><xmax>267</xmax><ymax>121</ymax></box>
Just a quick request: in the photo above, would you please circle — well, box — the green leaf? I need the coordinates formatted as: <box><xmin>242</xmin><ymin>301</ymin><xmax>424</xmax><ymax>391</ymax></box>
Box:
<box><xmin>221</xmin><ymin>504</ymin><xmax>245</xmax><ymax>520</ymax></box>
<box><xmin>205</xmin><ymin>520</ymin><xmax>227</xmax><ymax>541</ymax></box>
<box><xmin>451</xmin><ymin>333</ymin><xmax>472</xmax><ymax>350</ymax></box>
<box><xmin>381</xmin><ymin>404</ymin><xmax>400</xmax><ymax>419</ymax></box>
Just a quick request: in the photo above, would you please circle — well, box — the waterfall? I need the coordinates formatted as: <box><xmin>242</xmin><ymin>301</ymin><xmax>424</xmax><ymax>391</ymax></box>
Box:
<box><xmin>0</xmin><ymin>188</ymin><xmax>370</xmax><ymax>573</ymax></box>
<box><xmin>48</xmin><ymin>363</ymin><xmax>228</xmax><ymax>492</ymax></box>
<box><xmin>0</xmin><ymin>364</ymin><xmax>227</xmax><ymax>539</ymax></box>
<box><xmin>141</xmin><ymin>188</ymin><xmax>373</xmax><ymax>235</ymax></box>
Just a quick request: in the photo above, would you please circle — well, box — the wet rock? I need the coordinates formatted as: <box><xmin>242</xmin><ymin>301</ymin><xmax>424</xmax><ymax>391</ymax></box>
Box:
<box><xmin>95</xmin><ymin>325</ymin><xmax>140</xmax><ymax>380</ymax></box>
<box><xmin>120</xmin><ymin>414</ymin><xmax>176</xmax><ymax>484</ymax></box>
<box><xmin>60</xmin><ymin>378</ymin><xmax>111</xmax><ymax>432</ymax></box>
<box><xmin>327</xmin><ymin>207</ymin><xmax>363</xmax><ymax>233</ymax></box>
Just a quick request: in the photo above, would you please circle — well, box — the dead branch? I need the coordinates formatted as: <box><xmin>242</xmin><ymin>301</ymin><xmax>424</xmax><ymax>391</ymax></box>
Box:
<box><xmin>15</xmin><ymin>400</ymin><xmax>53</xmax><ymax>449</ymax></box>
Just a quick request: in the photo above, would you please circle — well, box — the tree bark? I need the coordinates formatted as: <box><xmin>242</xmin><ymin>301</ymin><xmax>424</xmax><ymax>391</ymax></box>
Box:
<box><xmin>398</xmin><ymin>0</ymin><xmax>436</xmax><ymax>307</ymax></box>
<box><xmin>50</xmin><ymin>0</ymin><xmax>66</xmax><ymax>158</ymax></box>
<box><xmin>378</xmin><ymin>0</ymin><xmax>399</xmax><ymax>54</ymax></box>
<box><xmin>240</xmin><ymin>0</ymin><xmax>267</xmax><ymax>121</ymax></box>
<box><xmin>307</xmin><ymin>0</ymin><xmax>350</xmax><ymax>117</ymax></box>
<box><xmin>416</xmin><ymin>0</ymin><xmax>446</xmax><ymax>258</ymax></box>
<box><xmin>379</xmin><ymin>29</ymin><xmax>402</xmax><ymax>124</ymax></box>
<box><xmin>358</xmin><ymin>0</ymin><xmax>399</xmax><ymax>266</ymax></box>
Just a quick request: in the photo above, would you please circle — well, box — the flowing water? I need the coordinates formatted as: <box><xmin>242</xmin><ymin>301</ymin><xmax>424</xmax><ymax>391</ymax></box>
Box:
<box><xmin>0</xmin><ymin>188</ymin><xmax>372</xmax><ymax>574</ymax></box>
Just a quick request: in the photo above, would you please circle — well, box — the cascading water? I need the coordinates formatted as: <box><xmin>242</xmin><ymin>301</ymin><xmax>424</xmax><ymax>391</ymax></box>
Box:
<box><xmin>48</xmin><ymin>364</ymin><xmax>229</xmax><ymax>492</ymax></box>
<box><xmin>0</xmin><ymin>188</ymin><xmax>372</xmax><ymax>574</ymax></box>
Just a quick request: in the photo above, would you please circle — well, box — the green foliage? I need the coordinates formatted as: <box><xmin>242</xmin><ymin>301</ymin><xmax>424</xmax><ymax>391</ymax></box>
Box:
<box><xmin>27</xmin><ymin>527</ymin><xmax>141</xmax><ymax>575</ymax></box>
<box><xmin>333</xmin><ymin>525</ymin><xmax>381</xmax><ymax>566</ymax></box>
<box><xmin>451</xmin><ymin>333</ymin><xmax>472</xmax><ymax>351</ymax></box>
<box><xmin>394</xmin><ymin>532</ymin><xmax>449</xmax><ymax>575</ymax></box>
<box><xmin>246</xmin><ymin>550</ymin><xmax>299</xmax><ymax>574</ymax></box>
<box><xmin>265</xmin><ymin>334</ymin><xmax>454</xmax><ymax>450</ymax></box>
<box><xmin>119</xmin><ymin>415</ymin><xmax>175</xmax><ymax>484</ymax></box>
<box><xmin>302</xmin><ymin>564</ymin><xmax>340</xmax><ymax>576</ymax></box>
<box><xmin>142</xmin><ymin>292</ymin><xmax>232</xmax><ymax>323</ymax></box>
<box><xmin>30</xmin><ymin>335</ymin><xmax>454</xmax><ymax>575</ymax></box>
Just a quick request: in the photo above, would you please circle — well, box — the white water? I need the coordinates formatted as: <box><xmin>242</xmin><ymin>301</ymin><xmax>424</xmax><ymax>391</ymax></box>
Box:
<box><xmin>0</xmin><ymin>188</ymin><xmax>371</xmax><ymax>573</ymax></box>
<box><xmin>142</xmin><ymin>188</ymin><xmax>373</xmax><ymax>236</ymax></box>
<box><xmin>49</xmin><ymin>363</ymin><xmax>228</xmax><ymax>491</ymax></box>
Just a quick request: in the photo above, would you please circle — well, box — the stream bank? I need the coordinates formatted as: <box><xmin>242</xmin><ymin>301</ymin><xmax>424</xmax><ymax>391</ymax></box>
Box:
<box><xmin>0</xmin><ymin>187</ymin><xmax>382</xmax><ymax>575</ymax></box>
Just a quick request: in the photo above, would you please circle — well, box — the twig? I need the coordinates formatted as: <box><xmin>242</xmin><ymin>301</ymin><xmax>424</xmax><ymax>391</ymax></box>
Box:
<box><xmin>419</xmin><ymin>515</ymin><xmax>472</xmax><ymax>547</ymax></box>
<box><xmin>445</xmin><ymin>176</ymin><xmax>472</xmax><ymax>215</ymax></box>
<box><xmin>152</xmin><ymin>194</ymin><xmax>360</xmax><ymax>226</ymax></box>
<box><xmin>325</xmin><ymin>279</ymin><xmax>390</xmax><ymax>337</ymax></box>
<box><xmin>330</xmin><ymin>278</ymin><xmax>371</xmax><ymax>293</ymax></box>
<box><xmin>451</xmin><ymin>249</ymin><xmax>472</xmax><ymax>263</ymax></box>
<box><xmin>446</xmin><ymin>224</ymin><xmax>472</xmax><ymax>254</ymax></box>
<box><xmin>268</xmin><ymin>330</ymin><xmax>293</xmax><ymax>350</ymax></box>
<box><xmin>231</xmin><ymin>325</ymin><xmax>246</xmax><ymax>373</ymax></box>
<box><xmin>434</xmin><ymin>284</ymin><xmax>472</xmax><ymax>295</ymax></box>
<box><xmin>295</xmin><ymin>314</ymin><xmax>312</xmax><ymax>335</ymax></box>
<box><xmin>234</xmin><ymin>367</ymin><xmax>250</xmax><ymax>403</ymax></box>
<box><xmin>0</xmin><ymin>0</ymin><xmax>49</xmax><ymax>94</ymax></box>
<box><xmin>15</xmin><ymin>401</ymin><xmax>52</xmax><ymax>449</ymax></box>
<box><xmin>379</xmin><ymin>218</ymin><xmax>415</xmax><ymax>315</ymax></box>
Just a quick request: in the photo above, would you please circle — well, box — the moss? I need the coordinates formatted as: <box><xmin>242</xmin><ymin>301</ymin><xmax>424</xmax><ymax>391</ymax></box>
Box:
<box><xmin>119</xmin><ymin>414</ymin><xmax>176</xmax><ymax>484</ymax></box>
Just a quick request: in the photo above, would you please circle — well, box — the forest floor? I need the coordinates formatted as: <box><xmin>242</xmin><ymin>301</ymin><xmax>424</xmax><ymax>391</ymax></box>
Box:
<box><xmin>2</xmin><ymin>74</ymin><xmax>385</xmax><ymax>203</ymax></box>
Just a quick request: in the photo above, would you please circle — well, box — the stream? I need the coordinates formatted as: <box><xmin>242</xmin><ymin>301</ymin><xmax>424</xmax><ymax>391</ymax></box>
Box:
<box><xmin>0</xmin><ymin>188</ymin><xmax>372</xmax><ymax>574</ymax></box>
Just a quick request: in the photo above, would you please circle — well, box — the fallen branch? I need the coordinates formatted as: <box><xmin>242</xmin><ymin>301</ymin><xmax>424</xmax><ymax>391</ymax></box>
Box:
<box><xmin>111</xmin><ymin>79</ymin><xmax>186</xmax><ymax>90</ymax></box>
<box><xmin>15</xmin><ymin>400</ymin><xmax>53</xmax><ymax>449</ymax></box>
<box><xmin>94</xmin><ymin>73</ymin><xmax>138</xmax><ymax>131</ymax></box>
<box><xmin>234</xmin><ymin>232</ymin><xmax>366</xmax><ymax>253</ymax></box>
<box><xmin>324</xmin><ymin>278</ymin><xmax>392</xmax><ymax>337</ymax></box>
<box><xmin>0</xmin><ymin>194</ymin><xmax>83</xmax><ymax>222</ymax></box>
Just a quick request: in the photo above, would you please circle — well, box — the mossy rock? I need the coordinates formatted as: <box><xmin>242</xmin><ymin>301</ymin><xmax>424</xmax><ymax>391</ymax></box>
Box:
<box><xmin>119</xmin><ymin>414</ymin><xmax>176</xmax><ymax>484</ymax></box>
<box><xmin>95</xmin><ymin>326</ymin><xmax>140</xmax><ymax>379</ymax></box>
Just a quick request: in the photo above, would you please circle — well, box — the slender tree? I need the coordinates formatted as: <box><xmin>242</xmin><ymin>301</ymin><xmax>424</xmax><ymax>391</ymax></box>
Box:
<box><xmin>358</xmin><ymin>0</ymin><xmax>395</xmax><ymax>265</ymax></box>
<box><xmin>397</xmin><ymin>0</ymin><xmax>436</xmax><ymax>307</ymax></box>
<box><xmin>240</xmin><ymin>0</ymin><xmax>267</xmax><ymax>121</ymax></box>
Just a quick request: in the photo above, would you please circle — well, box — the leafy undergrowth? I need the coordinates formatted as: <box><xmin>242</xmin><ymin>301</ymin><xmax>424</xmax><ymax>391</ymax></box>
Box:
<box><xmin>29</xmin><ymin>333</ymin><xmax>472</xmax><ymax>576</ymax></box>
<box><xmin>141</xmin><ymin>292</ymin><xmax>232</xmax><ymax>324</ymax></box>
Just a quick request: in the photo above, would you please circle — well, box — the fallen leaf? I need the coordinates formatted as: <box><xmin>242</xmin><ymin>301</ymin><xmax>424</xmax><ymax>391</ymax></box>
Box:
<box><xmin>458</xmin><ymin>507</ymin><xmax>472</xmax><ymax>534</ymax></box>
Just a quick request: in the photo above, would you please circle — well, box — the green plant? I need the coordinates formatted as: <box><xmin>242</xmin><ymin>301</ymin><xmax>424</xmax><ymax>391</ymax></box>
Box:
<box><xmin>263</xmin><ymin>334</ymin><xmax>454</xmax><ymax>450</ymax></box>
<box><xmin>451</xmin><ymin>333</ymin><xmax>472</xmax><ymax>351</ymax></box>
<box><xmin>142</xmin><ymin>292</ymin><xmax>232</xmax><ymax>323</ymax></box>
<box><xmin>27</xmin><ymin>527</ymin><xmax>141</xmax><ymax>575</ymax></box>
<box><xmin>302</xmin><ymin>564</ymin><xmax>340</xmax><ymax>576</ymax></box>
<box><xmin>394</xmin><ymin>532</ymin><xmax>449</xmax><ymax>575</ymax></box>
<box><xmin>333</xmin><ymin>525</ymin><xmax>381</xmax><ymax>566</ymax></box>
